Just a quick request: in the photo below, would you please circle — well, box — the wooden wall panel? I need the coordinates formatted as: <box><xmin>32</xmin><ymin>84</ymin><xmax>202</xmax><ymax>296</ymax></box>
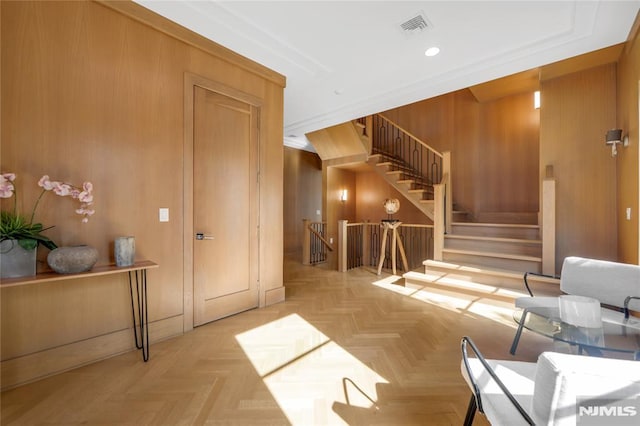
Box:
<box><xmin>616</xmin><ymin>17</ymin><xmax>640</xmax><ymax>264</ymax></box>
<box><xmin>1</xmin><ymin>0</ymin><xmax>284</xmax><ymax>387</ymax></box>
<box><xmin>283</xmin><ymin>147</ymin><xmax>322</xmax><ymax>254</ymax></box>
<box><xmin>451</xmin><ymin>90</ymin><xmax>481</xmax><ymax>217</ymax></box>
<box><xmin>355</xmin><ymin>172</ymin><xmax>431</xmax><ymax>225</ymax></box>
<box><xmin>324</xmin><ymin>166</ymin><xmax>356</xmax><ymax>270</ymax></box>
<box><xmin>540</xmin><ymin>64</ymin><xmax>618</xmax><ymax>268</ymax></box>
<box><xmin>257</xmin><ymin>79</ymin><xmax>285</xmax><ymax>308</ymax></box>
<box><xmin>382</xmin><ymin>88</ymin><xmax>539</xmax><ymax>220</ymax></box>
<box><xmin>383</xmin><ymin>92</ymin><xmax>455</xmax><ymax>155</ymax></box>
<box><xmin>477</xmin><ymin>92</ymin><xmax>540</xmax><ymax>213</ymax></box>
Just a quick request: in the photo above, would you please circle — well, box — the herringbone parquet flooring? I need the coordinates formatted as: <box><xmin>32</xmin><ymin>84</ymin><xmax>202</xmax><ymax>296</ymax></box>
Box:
<box><xmin>1</xmin><ymin>256</ymin><xmax>556</xmax><ymax>425</ymax></box>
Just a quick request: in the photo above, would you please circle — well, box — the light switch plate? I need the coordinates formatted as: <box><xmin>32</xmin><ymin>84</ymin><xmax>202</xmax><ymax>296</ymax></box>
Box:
<box><xmin>159</xmin><ymin>208</ymin><xmax>169</xmax><ymax>222</ymax></box>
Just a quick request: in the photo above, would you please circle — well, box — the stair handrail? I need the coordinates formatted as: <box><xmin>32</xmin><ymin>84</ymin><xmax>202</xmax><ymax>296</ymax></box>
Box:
<box><xmin>308</xmin><ymin>224</ymin><xmax>334</xmax><ymax>252</ymax></box>
<box><xmin>377</xmin><ymin>113</ymin><xmax>443</xmax><ymax>159</ymax></box>
<box><xmin>302</xmin><ymin>219</ymin><xmax>332</xmax><ymax>266</ymax></box>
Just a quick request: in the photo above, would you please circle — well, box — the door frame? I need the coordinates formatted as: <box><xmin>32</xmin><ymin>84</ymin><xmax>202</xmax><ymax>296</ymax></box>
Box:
<box><xmin>183</xmin><ymin>72</ymin><xmax>263</xmax><ymax>332</ymax></box>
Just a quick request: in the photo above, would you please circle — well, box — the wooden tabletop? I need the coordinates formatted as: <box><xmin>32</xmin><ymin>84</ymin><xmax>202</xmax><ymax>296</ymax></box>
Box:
<box><xmin>0</xmin><ymin>260</ymin><xmax>158</xmax><ymax>288</ymax></box>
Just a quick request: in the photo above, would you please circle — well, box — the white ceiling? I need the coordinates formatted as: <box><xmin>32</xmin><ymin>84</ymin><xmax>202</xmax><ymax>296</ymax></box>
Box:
<box><xmin>135</xmin><ymin>0</ymin><xmax>639</xmax><ymax>151</ymax></box>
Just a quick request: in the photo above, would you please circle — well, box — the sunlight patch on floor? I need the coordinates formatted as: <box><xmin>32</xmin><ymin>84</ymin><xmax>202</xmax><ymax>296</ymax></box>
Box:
<box><xmin>371</xmin><ymin>275</ymin><xmax>414</xmax><ymax>296</ymax></box>
<box><xmin>373</xmin><ymin>277</ymin><xmax>519</xmax><ymax>328</ymax></box>
<box><xmin>434</xmin><ymin>275</ymin><xmax>528</xmax><ymax>299</ymax></box>
<box><xmin>236</xmin><ymin>313</ymin><xmax>388</xmax><ymax>425</ymax></box>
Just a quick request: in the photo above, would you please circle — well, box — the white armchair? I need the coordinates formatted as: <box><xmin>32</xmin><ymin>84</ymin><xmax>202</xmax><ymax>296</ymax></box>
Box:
<box><xmin>460</xmin><ymin>336</ymin><xmax>640</xmax><ymax>425</ymax></box>
<box><xmin>510</xmin><ymin>256</ymin><xmax>640</xmax><ymax>355</ymax></box>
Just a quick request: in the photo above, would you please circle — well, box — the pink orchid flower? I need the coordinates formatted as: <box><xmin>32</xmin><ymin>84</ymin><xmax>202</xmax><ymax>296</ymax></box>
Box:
<box><xmin>4</xmin><ymin>173</ymin><xmax>96</xmax><ymax>224</ymax></box>
<box><xmin>38</xmin><ymin>175</ymin><xmax>56</xmax><ymax>191</ymax></box>
<box><xmin>53</xmin><ymin>182</ymin><xmax>72</xmax><ymax>197</ymax></box>
<box><xmin>0</xmin><ymin>174</ymin><xmax>15</xmax><ymax>198</ymax></box>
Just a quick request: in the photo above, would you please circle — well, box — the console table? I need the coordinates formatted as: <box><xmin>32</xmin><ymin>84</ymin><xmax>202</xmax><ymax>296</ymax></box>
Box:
<box><xmin>1</xmin><ymin>260</ymin><xmax>158</xmax><ymax>362</ymax></box>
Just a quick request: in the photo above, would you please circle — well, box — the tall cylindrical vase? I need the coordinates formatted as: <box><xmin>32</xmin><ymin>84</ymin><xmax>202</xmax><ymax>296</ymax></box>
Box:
<box><xmin>114</xmin><ymin>236</ymin><xmax>135</xmax><ymax>267</ymax></box>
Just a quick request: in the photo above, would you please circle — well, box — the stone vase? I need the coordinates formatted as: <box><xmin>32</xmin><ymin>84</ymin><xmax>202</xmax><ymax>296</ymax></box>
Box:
<box><xmin>47</xmin><ymin>245</ymin><xmax>99</xmax><ymax>274</ymax></box>
<box><xmin>0</xmin><ymin>239</ymin><xmax>37</xmax><ymax>279</ymax></box>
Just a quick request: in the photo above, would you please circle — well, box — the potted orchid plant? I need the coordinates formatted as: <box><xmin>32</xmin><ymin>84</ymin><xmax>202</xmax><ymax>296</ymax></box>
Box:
<box><xmin>0</xmin><ymin>173</ymin><xmax>95</xmax><ymax>278</ymax></box>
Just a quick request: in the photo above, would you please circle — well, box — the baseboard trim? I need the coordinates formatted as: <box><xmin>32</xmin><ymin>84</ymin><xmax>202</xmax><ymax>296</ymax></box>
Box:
<box><xmin>264</xmin><ymin>286</ymin><xmax>285</xmax><ymax>306</ymax></box>
<box><xmin>1</xmin><ymin>315</ymin><xmax>183</xmax><ymax>391</ymax></box>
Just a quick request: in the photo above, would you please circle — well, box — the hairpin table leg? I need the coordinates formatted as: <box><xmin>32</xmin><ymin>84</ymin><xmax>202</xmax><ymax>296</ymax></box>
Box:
<box><xmin>128</xmin><ymin>270</ymin><xmax>149</xmax><ymax>362</ymax></box>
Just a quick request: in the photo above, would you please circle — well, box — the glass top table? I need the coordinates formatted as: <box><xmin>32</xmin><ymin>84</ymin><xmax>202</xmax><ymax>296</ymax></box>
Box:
<box><xmin>512</xmin><ymin>306</ymin><xmax>640</xmax><ymax>360</ymax></box>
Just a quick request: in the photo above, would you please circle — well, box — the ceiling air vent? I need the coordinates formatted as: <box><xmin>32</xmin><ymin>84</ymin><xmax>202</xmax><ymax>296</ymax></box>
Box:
<box><xmin>399</xmin><ymin>12</ymin><xmax>431</xmax><ymax>36</ymax></box>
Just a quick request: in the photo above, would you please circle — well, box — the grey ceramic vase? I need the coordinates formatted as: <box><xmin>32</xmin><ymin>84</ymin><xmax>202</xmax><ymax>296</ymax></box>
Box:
<box><xmin>114</xmin><ymin>236</ymin><xmax>135</xmax><ymax>267</ymax></box>
<box><xmin>47</xmin><ymin>245</ymin><xmax>99</xmax><ymax>274</ymax></box>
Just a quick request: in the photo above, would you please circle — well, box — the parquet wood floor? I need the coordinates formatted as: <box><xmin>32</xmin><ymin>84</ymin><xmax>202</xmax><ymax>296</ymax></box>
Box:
<box><xmin>1</xmin><ymin>256</ymin><xmax>556</xmax><ymax>425</ymax></box>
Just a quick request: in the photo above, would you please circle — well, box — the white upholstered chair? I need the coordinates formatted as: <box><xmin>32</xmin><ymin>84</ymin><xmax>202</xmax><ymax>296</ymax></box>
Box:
<box><xmin>460</xmin><ymin>336</ymin><xmax>640</xmax><ymax>425</ymax></box>
<box><xmin>510</xmin><ymin>256</ymin><xmax>640</xmax><ymax>355</ymax></box>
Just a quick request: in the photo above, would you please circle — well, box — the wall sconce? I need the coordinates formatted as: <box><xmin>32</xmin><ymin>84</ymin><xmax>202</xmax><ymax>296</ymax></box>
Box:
<box><xmin>605</xmin><ymin>129</ymin><xmax>629</xmax><ymax>157</ymax></box>
<box><xmin>534</xmin><ymin>91</ymin><xmax>540</xmax><ymax>109</ymax></box>
<box><xmin>340</xmin><ymin>189</ymin><xmax>348</xmax><ymax>202</ymax></box>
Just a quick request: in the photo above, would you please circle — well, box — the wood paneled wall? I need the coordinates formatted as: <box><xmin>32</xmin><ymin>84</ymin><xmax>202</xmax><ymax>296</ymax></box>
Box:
<box><xmin>616</xmin><ymin>17</ymin><xmax>640</xmax><ymax>264</ymax></box>
<box><xmin>540</xmin><ymin>64</ymin><xmax>617</xmax><ymax>268</ymax></box>
<box><xmin>324</xmin><ymin>166</ymin><xmax>357</xmax><ymax>270</ymax></box>
<box><xmin>382</xmin><ymin>89</ymin><xmax>540</xmax><ymax>220</ymax></box>
<box><xmin>283</xmin><ymin>147</ymin><xmax>322</xmax><ymax>254</ymax></box>
<box><xmin>477</xmin><ymin>93</ymin><xmax>540</xmax><ymax>213</ymax></box>
<box><xmin>1</xmin><ymin>0</ymin><xmax>284</xmax><ymax>388</ymax></box>
<box><xmin>355</xmin><ymin>172</ymin><xmax>431</xmax><ymax>224</ymax></box>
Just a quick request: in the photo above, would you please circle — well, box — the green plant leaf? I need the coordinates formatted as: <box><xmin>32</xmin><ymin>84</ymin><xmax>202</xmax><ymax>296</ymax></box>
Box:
<box><xmin>1</xmin><ymin>211</ymin><xmax>57</xmax><ymax>250</ymax></box>
<box><xmin>18</xmin><ymin>238</ymin><xmax>37</xmax><ymax>250</ymax></box>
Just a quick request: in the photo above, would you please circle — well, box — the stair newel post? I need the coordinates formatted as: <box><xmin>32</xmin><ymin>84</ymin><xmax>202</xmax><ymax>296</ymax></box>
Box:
<box><xmin>542</xmin><ymin>165</ymin><xmax>556</xmax><ymax>275</ymax></box>
<box><xmin>338</xmin><ymin>220</ymin><xmax>348</xmax><ymax>272</ymax></box>
<box><xmin>443</xmin><ymin>151</ymin><xmax>452</xmax><ymax>234</ymax></box>
<box><xmin>434</xmin><ymin>183</ymin><xmax>445</xmax><ymax>261</ymax></box>
<box><xmin>303</xmin><ymin>219</ymin><xmax>311</xmax><ymax>265</ymax></box>
<box><xmin>362</xmin><ymin>220</ymin><xmax>371</xmax><ymax>269</ymax></box>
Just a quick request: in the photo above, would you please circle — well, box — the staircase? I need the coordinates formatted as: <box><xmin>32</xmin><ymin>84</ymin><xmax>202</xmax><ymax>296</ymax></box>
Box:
<box><xmin>367</xmin><ymin>153</ymin><xmax>435</xmax><ymax>220</ymax></box>
<box><xmin>443</xmin><ymin>221</ymin><xmax>542</xmax><ymax>272</ymax></box>
<box><xmin>355</xmin><ymin>114</ymin><xmax>444</xmax><ymax>222</ymax></box>
<box><xmin>404</xmin><ymin>217</ymin><xmax>547</xmax><ymax>290</ymax></box>
<box><xmin>353</xmin><ymin>114</ymin><xmax>550</xmax><ymax>284</ymax></box>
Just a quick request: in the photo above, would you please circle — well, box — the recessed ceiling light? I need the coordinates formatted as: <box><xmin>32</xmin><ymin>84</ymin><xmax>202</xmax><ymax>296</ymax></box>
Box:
<box><xmin>425</xmin><ymin>47</ymin><xmax>440</xmax><ymax>57</ymax></box>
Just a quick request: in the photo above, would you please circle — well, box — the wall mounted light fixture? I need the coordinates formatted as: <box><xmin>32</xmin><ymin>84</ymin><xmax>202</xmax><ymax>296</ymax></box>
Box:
<box><xmin>605</xmin><ymin>129</ymin><xmax>629</xmax><ymax>157</ymax></box>
<box><xmin>534</xmin><ymin>91</ymin><xmax>540</xmax><ymax>109</ymax></box>
<box><xmin>340</xmin><ymin>189</ymin><xmax>348</xmax><ymax>202</ymax></box>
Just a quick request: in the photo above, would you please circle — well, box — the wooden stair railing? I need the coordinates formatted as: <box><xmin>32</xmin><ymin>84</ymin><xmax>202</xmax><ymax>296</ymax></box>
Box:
<box><xmin>355</xmin><ymin>113</ymin><xmax>452</xmax><ymax>229</ymax></box>
<box><xmin>338</xmin><ymin>220</ymin><xmax>434</xmax><ymax>273</ymax></box>
<box><xmin>372</xmin><ymin>114</ymin><xmax>443</xmax><ymax>187</ymax></box>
